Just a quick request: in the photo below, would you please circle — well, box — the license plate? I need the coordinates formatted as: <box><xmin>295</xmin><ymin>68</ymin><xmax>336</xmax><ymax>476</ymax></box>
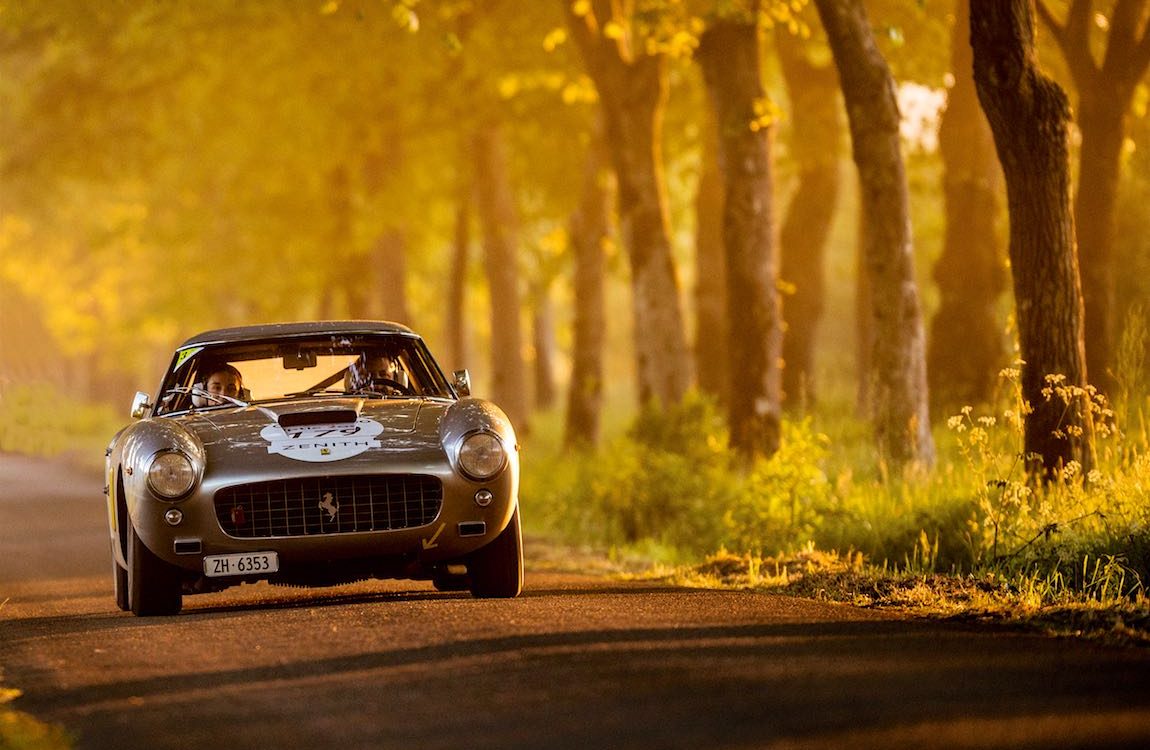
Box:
<box><xmin>203</xmin><ymin>551</ymin><xmax>279</xmax><ymax>578</ymax></box>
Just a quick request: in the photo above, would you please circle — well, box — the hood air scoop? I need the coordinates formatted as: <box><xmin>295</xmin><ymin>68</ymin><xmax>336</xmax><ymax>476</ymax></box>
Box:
<box><xmin>277</xmin><ymin>408</ymin><xmax>358</xmax><ymax>429</ymax></box>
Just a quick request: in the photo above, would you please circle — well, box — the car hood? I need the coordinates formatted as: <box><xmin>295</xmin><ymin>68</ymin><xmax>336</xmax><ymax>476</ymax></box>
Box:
<box><xmin>173</xmin><ymin>398</ymin><xmax>452</xmax><ymax>472</ymax></box>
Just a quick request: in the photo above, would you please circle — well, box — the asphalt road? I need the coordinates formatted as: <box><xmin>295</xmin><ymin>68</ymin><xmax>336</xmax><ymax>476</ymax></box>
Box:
<box><xmin>3</xmin><ymin>453</ymin><xmax>1150</xmax><ymax>750</ymax></box>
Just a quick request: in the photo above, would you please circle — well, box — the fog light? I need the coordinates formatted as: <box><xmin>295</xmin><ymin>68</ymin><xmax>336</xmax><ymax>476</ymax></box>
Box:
<box><xmin>164</xmin><ymin>508</ymin><xmax>184</xmax><ymax>526</ymax></box>
<box><xmin>474</xmin><ymin>489</ymin><xmax>494</xmax><ymax>507</ymax></box>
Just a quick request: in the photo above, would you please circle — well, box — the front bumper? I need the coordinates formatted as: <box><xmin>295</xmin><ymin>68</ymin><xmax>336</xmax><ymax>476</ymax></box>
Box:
<box><xmin>128</xmin><ymin>463</ymin><xmax>517</xmax><ymax>581</ymax></box>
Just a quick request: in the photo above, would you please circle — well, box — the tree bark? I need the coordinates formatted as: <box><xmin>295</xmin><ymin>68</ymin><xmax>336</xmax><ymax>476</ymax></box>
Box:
<box><xmin>971</xmin><ymin>0</ymin><xmax>1095</xmax><ymax>478</ymax></box>
<box><xmin>929</xmin><ymin>0</ymin><xmax>1006</xmax><ymax>413</ymax></box>
<box><xmin>369</xmin><ymin>229</ymin><xmax>410</xmax><ymax>324</ymax></box>
<box><xmin>320</xmin><ymin>164</ymin><xmax>353</xmax><ymax>319</ymax></box>
<box><xmin>697</xmin><ymin>17</ymin><xmax>783</xmax><ymax>460</ymax></box>
<box><xmin>1037</xmin><ymin>0</ymin><xmax>1150</xmax><ymax>395</ymax></box>
<box><xmin>532</xmin><ymin>288</ymin><xmax>558</xmax><ymax>410</ymax></box>
<box><xmin>776</xmin><ymin>28</ymin><xmax>842</xmax><ymax>410</ymax></box>
<box><xmin>694</xmin><ymin>112</ymin><xmax>729</xmax><ymax>406</ymax></box>
<box><xmin>565</xmin><ymin>124</ymin><xmax>613</xmax><ymax>448</ymax></box>
<box><xmin>474</xmin><ymin>121</ymin><xmax>529</xmax><ymax>431</ymax></box>
<box><xmin>360</xmin><ymin>149</ymin><xmax>411</xmax><ymax>325</ymax></box>
<box><xmin>446</xmin><ymin>178</ymin><xmax>471</xmax><ymax>370</ymax></box>
<box><xmin>566</xmin><ymin>0</ymin><xmax>692</xmax><ymax>407</ymax></box>
<box><xmin>814</xmin><ymin>0</ymin><xmax>935</xmax><ymax>469</ymax></box>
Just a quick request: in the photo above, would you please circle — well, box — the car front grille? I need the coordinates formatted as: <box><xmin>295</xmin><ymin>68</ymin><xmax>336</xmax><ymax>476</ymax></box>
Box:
<box><xmin>214</xmin><ymin>474</ymin><xmax>443</xmax><ymax>538</ymax></box>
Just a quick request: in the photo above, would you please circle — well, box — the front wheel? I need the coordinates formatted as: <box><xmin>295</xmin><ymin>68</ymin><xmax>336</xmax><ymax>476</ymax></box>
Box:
<box><xmin>467</xmin><ymin>508</ymin><xmax>523</xmax><ymax>598</ymax></box>
<box><xmin>128</xmin><ymin>523</ymin><xmax>183</xmax><ymax>616</ymax></box>
<box><xmin>111</xmin><ymin>541</ymin><xmax>130</xmax><ymax>612</ymax></box>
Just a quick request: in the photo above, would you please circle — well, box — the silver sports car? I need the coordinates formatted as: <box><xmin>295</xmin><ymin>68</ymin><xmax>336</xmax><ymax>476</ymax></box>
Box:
<box><xmin>105</xmin><ymin>321</ymin><xmax>522</xmax><ymax>616</ymax></box>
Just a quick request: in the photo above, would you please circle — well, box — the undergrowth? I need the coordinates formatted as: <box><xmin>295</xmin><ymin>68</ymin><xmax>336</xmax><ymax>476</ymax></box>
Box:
<box><xmin>0</xmin><ymin>384</ymin><xmax>122</xmax><ymax>468</ymax></box>
<box><xmin>0</xmin><ymin>682</ymin><xmax>73</xmax><ymax>750</ymax></box>
<box><xmin>0</xmin><ymin>600</ymin><xmax>73</xmax><ymax>750</ymax></box>
<box><xmin>522</xmin><ymin>348</ymin><xmax>1150</xmax><ymax>635</ymax></box>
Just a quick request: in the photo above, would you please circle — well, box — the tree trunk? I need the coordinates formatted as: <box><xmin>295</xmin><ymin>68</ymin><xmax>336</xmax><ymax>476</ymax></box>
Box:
<box><xmin>565</xmin><ymin>123</ymin><xmax>613</xmax><ymax>448</ymax></box>
<box><xmin>694</xmin><ymin>112</ymin><xmax>729</xmax><ymax>406</ymax></box>
<box><xmin>566</xmin><ymin>0</ymin><xmax>692</xmax><ymax>407</ymax></box>
<box><xmin>855</xmin><ymin>204</ymin><xmax>873</xmax><ymax>418</ymax></box>
<box><xmin>971</xmin><ymin>0</ymin><xmax>1095</xmax><ymax>478</ymax></box>
<box><xmin>446</xmin><ymin>180</ymin><xmax>471</xmax><ymax>370</ymax></box>
<box><xmin>1038</xmin><ymin>0</ymin><xmax>1150</xmax><ymax>396</ymax></box>
<box><xmin>474</xmin><ymin>121</ymin><xmax>529</xmax><ymax>431</ymax></box>
<box><xmin>929</xmin><ymin>0</ymin><xmax>1006</xmax><ymax>413</ymax></box>
<box><xmin>361</xmin><ymin>149</ymin><xmax>411</xmax><ymax>325</ymax></box>
<box><xmin>776</xmin><ymin>29</ymin><xmax>842</xmax><ymax>410</ymax></box>
<box><xmin>1076</xmin><ymin>93</ymin><xmax>1125</xmax><ymax>395</ymax></box>
<box><xmin>532</xmin><ymin>288</ymin><xmax>558</xmax><ymax>410</ymax></box>
<box><xmin>697</xmin><ymin>17</ymin><xmax>783</xmax><ymax>460</ymax></box>
<box><xmin>320</xmin><ymin>164</ymin><xmax>353</xmax><ymax>319</ymax></box>
<box><xmin>814</xmin><ymin>0</ymin><xmax>935</xmax><ymax>469</ymax></box>
<box><xmin>370</xmin><ymin>228</ymin><xmax>410</xmax><ymax>324</ymax></box>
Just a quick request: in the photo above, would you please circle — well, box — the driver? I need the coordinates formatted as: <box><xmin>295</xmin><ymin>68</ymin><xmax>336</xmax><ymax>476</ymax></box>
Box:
<box><xmin>345</xmin><ymin>354</ymin><xmax>408</xmax><ymax>394</ymax></box>
<box><xmin>192</xmin><ymin>364</ymin><xmax>244</xmax><ymax>408</ymax></box>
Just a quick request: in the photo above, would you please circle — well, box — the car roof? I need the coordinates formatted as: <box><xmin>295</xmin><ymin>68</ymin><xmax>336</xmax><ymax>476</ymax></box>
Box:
<box><xmin>178</xmin><ymin>321</ymin><xmax>417</xmax><ymax>348</ymax></box>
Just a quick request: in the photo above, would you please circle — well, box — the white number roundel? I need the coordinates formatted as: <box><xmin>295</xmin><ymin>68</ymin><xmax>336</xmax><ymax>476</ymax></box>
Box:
<box><xmin>260</xmin><ymin>418</ymin><xmax>384</xmax><ymax>463</ymax></box>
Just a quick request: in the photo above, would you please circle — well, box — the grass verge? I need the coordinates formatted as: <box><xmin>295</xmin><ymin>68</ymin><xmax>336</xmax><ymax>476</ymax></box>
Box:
<box><xmin>0</xmin><ymin>687</ymin><xmax>73</xmax><ymax>750</ymax></box>
<box><xmin>647</xmin><ymin>548</ymin><xmax>1150</xmax><ymax>648</ymax></box>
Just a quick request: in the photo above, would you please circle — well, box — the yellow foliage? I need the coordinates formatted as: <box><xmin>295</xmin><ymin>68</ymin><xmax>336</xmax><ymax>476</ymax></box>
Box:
<box><xmin>603</xmin><ymin>20</ymin><xmax>626</xmax><ymax>40</ymax></box>
<box><xmin>543</xmin><ymin>27</ymin><xmax>567</xmax><ymax>51</ymax></box>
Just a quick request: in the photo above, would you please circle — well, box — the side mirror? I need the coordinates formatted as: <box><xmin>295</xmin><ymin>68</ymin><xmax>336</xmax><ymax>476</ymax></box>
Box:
<box><xmin>452</xmin><ymin>369</ymin><xmax>471</xmax><ymax>398</ymax></box>
<box><xmin>130</xmin><ymin>392</ymin><xmax>153</xmax><ymax>420</ymax></box>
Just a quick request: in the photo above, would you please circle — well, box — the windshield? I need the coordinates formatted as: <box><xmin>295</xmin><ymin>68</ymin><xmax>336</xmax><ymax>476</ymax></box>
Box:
<box><xmin>154</xmin><ymin>332</ymin><xmax>454</xmax><ymax>415</ymax></box>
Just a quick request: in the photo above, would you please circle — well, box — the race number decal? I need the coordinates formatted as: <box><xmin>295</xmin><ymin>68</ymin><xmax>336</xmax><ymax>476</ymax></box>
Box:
<box><xmin>260</xmin><ymin>418</ymin><xmax>384</xmax><ymax>462</ymax></box>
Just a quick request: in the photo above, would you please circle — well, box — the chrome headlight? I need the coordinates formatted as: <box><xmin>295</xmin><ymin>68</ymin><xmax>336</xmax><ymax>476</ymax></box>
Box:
<box><xmin>457</xmin><ymin>431</ymin><xmax>507</xmax><ymax>481</ymax></box>
<box><xmin>146</xmin><ymin>450</ymin><xmax>197</xmax><ymax>499</ymax></box>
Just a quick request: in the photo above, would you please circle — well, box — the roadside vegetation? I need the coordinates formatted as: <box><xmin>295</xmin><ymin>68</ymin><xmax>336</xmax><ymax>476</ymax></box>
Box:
<box><xmin>0</xmin><ymin>385</ymin><xmax>121</xmax><ymax>470</ymax></box>
<box><xmin>521</xmin><ymin>322</ymin><xmax>1150</xmax><ymax>646</ymax></box>
<box><xmin>0</xmin><ymin>684</ymin><xmax>72</xmax><ymax>750</ymax></box>
<box><xmin>1</xmin><ymin>602</ymin><xmax>73</xmax><ymax>750</ymax></box>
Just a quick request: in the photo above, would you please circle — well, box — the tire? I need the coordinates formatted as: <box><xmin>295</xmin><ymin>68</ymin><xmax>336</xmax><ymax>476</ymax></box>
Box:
<box><xmin>432</xmin><ymin>568</ymin><xmax>471</xmax><ymax>592</ymax></box>
<box><xmin>112</xmin><ymin>542</ymin><xmax>130</xmax><ymax>612</ymax></box>
<box><xmin>467</xmin><ymin>507</ymin><xmax>523</xmax><ymax>598</ymax></box>
<box><xmin>128</xmin><ymin>522</ymin><xmax>183</xmax><ymax>616</ymax></box>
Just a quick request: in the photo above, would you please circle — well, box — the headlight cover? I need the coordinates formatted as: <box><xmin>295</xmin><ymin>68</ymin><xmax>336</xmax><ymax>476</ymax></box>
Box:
<box><xmin>146</xmin><ymin>450</ymin><xmax>197</xmax><ymax>499</ymax></box>
<box><xmin>457</xmin><ymin>431</ymin><xmax>507</xmax><ymax>481</ymax></box>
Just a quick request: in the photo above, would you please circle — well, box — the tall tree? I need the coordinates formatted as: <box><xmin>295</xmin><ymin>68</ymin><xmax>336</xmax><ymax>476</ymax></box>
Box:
<box><xmin>532</xmin><ymin>289</ymin><xmax>560</xmax><ymax>411</ymax></box>
<box><xmin>971</xmin><ymin>0</ymin><xmax>1095</xmax><ymax>477</ymax></box>
<box><xmin>565</xmin><ymin>124</ymin><xmax>613</xmax><ymax>447</ymax></box>
<box><xmin>446</xmin><ymin>182</ymin><xmax>472</xmax><ymax>371</ymax></box>
<box><xmin>1037</xmin><ymin>0</ymin><xmax>1150</xmax><ymax>394</ymax></box>
<box><xmin>813</xmin><ymin>0</ymin><xmax>935</xmax><ymax>469</ymax></box>
<box><xmin>776</xmin><ymin>27</ymin><xmax>843</xmax><ymax>410</ymax></box>
<box><xmin>565</xmin><ymin>0</ymin><xmax>693</xmax><ymax>407</ymax></box>
<box><xmin>697</xmin><ymin>13</ymin><xmax>783</xmax><ymax>460</ymax></box>
<box><xmin>693</xmin><ymin>111</ymin><xmax>729</xmax><ymax>406</ymax></box>
<box><xmin>928</xmin><ymin>0</ymin><xmax>1006</xmax><ymax>412</ymax></box>
<box><xmin>474</xmin><ymin>120</ymin><xmax>530</xmax><ymax>431</ymax></box>
<box><xmin>361</xmin><ymin>145</ymin><xmax>412</xmax><ymax>324</ymax></box>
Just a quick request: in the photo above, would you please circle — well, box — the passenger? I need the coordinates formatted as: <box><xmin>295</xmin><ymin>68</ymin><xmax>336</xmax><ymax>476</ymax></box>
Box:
<box><xmin>192</xmin><ymin>364</ymin><xmax>244</xmax><ymax>407</ymax></box>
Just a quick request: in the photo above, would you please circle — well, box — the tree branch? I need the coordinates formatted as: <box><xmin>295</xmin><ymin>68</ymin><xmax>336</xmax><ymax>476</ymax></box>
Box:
<box><xmin>1036</xmin><ymin>0</ymin><xmax>1067</xmax><ymax>49</ymax></box>
<box><xmin>1102</xmin><ymin>0</ymin><xmax>1147</xmax><ymax>80</ymax></box>
<box><xmin>1043</xmin><ymin>0</ymin><xmax>1100</xmax><ymax>88</ymax></box>
<box><xmin>1117</xmin><ymin>0</ymin><xmax>1150</xmax><ymax>80</ymax></box>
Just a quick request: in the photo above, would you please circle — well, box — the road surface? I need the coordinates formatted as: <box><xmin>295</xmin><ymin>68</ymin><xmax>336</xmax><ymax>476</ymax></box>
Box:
<box><xmin>2</xmin><ymin>453</ymin><xmax>1150</xmax><ymax>749</ymax></box>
